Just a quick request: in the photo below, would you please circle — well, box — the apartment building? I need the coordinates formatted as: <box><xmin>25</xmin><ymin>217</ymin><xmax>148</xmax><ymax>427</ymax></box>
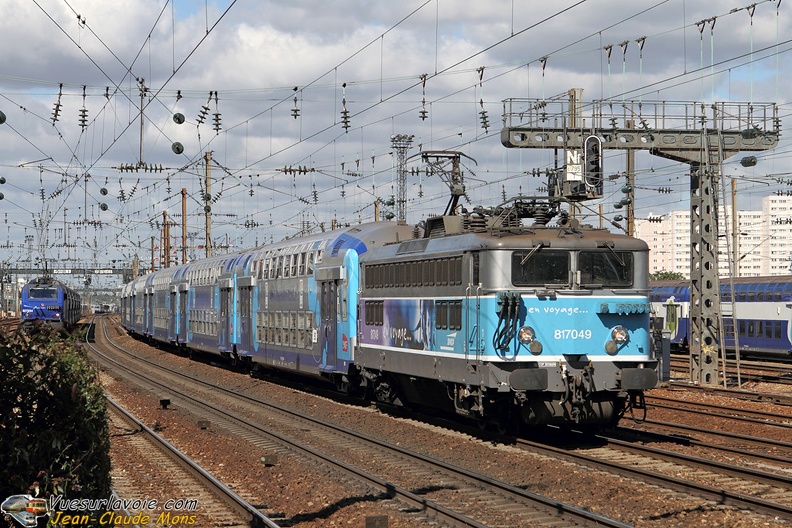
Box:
<box><xmin>634</xmin><ymin>195</ymin><xmax>792</xmax><ymax>278</ymax></box>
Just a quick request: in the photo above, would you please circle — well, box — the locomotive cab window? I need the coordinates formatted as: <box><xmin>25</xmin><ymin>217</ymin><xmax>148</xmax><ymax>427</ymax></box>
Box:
<box><xmin>30</xmin><ymin>288</ymin><xmax>58</xmax><ymax>299</ymax></box>
<box><xmin>578</xmin><ymin>251</ymin><xmax>633</xmax><ymax>287</ymax></box>
<box><xmin>512</xmin><ymin>250</ymin><xmax>569</xmax><ymax>286</ymax></box>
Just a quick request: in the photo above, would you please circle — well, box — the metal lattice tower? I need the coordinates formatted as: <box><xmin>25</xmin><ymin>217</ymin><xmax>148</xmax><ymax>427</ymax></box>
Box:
<box><xmin>391</xmin><ymin>134</ymin><xmax>414</xmax><ymax>224</ymax></box>
<box><xmin>501</xmin><ymin>93</ymin><xmax>780</xmax><ymax>386</ymax></box>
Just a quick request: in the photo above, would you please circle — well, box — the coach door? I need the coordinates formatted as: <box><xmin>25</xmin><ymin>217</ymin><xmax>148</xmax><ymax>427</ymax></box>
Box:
<box><xmin>145</xmin><ymin>287</ymin><xmax>154</xmax><ymax>336</ymax></box>
<box><xmin>169</xmin><ymin>285</ymin><xmax>178</xmax><ymax>342</ymax></box>
<box><xmin>219</xmin><ymin>278</ymin><xmax>233</xmax><ymax>352</ymax></box>
<box><xmin>178</xmin><ymin>283</ymin><xmax>189</xmax><ymax>343</ymax></box>
<box><xmin>238</xmin><ymin>277</ymin><xmax>255</xmax><ymax>354</ymax></box>
<box><xmin>318</xmin><ymin>267</ymin><xmax>343</xmax><ymax>371</ymax></box>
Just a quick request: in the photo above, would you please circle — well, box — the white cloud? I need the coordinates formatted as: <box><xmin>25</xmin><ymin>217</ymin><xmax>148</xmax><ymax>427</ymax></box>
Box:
<box><xmin>0</xmin><ymin>0</ymin><xmax>789</xmax><ymax>285</ymax></box>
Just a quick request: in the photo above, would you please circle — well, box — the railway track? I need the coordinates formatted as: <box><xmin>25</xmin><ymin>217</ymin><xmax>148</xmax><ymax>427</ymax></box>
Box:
<box><xmin>670</xmin><ymin>356</ymin><xmax>792</xmax><ymax>388</ymax></box>
<box><xmin>107</xmin><ymin>397</ymin><xmax>277</xmax><ymax>528</ymax></box>
<box><xmin>646</xmin><ymin>393</ymin><xmax>792</xmax><ymax>427</ymax></box>
<box><xmin>515</xmin><ymin>431</ymin><xmax>792</xmax><ymax>519</ymax></box>
<box><xmin>89</xmin><ymin>317</ymin><xmax>633</xmax><ymax>528</ymax></box>
<box><xmin>664</xmin><ymin>379</ymin><xmax>792</xmax><ymax>405</ymax></box>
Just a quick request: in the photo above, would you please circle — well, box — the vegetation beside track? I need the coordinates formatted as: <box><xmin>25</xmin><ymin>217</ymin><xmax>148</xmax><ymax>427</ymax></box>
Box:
<box><xmin>0</xmin><ymin>327</ymin><xmax>111</xmax><ymax>505</ymax></box>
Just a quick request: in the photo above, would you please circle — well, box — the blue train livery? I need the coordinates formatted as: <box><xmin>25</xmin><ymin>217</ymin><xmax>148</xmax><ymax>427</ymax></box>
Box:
<box><xmin>650</xmin><ymin>276</ymin><xmax>792</xmax><ymax>358</ymax></box>
<box><xmin>121</xmin><ymin>201</ymin><xmax>658</xmax><ymax>429</ymax></box>
<box><xmin>20</xmin><ymin>277</ymin><xmax>82</xmax><ymax>330</ymax></box>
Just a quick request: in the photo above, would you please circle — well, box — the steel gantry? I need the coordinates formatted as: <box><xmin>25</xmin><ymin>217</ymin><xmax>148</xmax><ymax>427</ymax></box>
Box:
<box><xmin>500</xmin><ymin>91</ymin><xmax>780</xmax><ymax>386</ymax></box>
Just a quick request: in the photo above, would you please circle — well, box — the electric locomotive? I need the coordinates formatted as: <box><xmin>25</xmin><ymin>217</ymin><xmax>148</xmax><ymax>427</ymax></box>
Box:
<box><xmin>121</xmin><ymin>198</ymin><xmax>658</xmax><ymax>429</ymax></box>
<box><xmin>20</xmin><ymin>277</ymin><xmax>82</xmax><ymax>330</ymax></box>
<box><xmin>356</xmin><ymin>201</ymin><xmax>657</xmax><ymax>427</ymax></box>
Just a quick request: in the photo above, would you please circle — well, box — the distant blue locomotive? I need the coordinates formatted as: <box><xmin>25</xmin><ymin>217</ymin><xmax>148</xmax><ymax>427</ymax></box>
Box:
<box><xmin>20</xmin><ymin>277</ymin><xmax>82</xmax><ymax>330</ymax></box>
<box><xmin>650</xmin><ymin>276</ymin><xmax>792</xmax><ymax>358</ymax></box>
<box><xmin>121</xmin><ymin>201</ymin><xmax>658</xmax><ymax>428</ymax></box>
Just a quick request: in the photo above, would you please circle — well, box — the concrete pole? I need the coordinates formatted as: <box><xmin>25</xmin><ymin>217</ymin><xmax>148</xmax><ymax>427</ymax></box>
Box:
<box><xmin>205</xmin><ymin>151</ymin><xmax>212</xmax><ymax>258</ymax></box>
<box><xmin>182</xmin><ymin>188</ymin><xmax>188</xmax><ymax>265</ymax></box>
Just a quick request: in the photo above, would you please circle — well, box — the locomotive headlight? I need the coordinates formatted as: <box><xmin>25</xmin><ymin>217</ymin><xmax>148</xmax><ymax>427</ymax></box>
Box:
<box><xmin>611</xmin><ymin>325</ymin><xmax>629</xmax><ymax>344</ymax></box>
<box><xmin>518</xmin><ymin>326</ymin><xmax>543</xmax><ymax>355</ymax></box>
<box><xmin>518</xmin><ymin>326</ymin><xmax>535</xmax><ymax>344</ymax></box>
<box><xmin>605</xmin><ymin>326</ymin><xmax>629</xmax><ymax>356</ymax></box>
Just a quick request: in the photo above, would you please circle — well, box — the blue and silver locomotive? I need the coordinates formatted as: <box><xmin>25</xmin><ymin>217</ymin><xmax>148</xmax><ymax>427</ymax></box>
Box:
<box><xmin>20</xmin><ymin>276</ymin><xmax>82</xmax><ymax>330</ymax></box>
<box><xmin>121</xmin><ymin>198</ymin><xmax>658</xmax><ymax>428</ymax></box>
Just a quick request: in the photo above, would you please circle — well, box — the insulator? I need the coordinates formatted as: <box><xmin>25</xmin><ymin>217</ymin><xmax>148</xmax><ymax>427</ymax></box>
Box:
<box><xmin>0</xmin><ymin>111</ymin><xmax>6</xmax><ymax>125</ymax></box>
<box><xmin>419</xmin><ymin>107</ymin><xmax>428</xmax><ymax>121</ymax></box>
<box><xmin>213</xmin><ymin>113</ymin><xmax>222</xmax><ymax>132</ymax></box>
<box><xmin>197</xmin><ymin>105</ymin><xmax>209</xmax><ymax>124</ymax></box>
<box><xmin>621</xmin><ymin>185</ymin><xmax>632</xmax><ymax>193</ymax></box>
<box><xmin>0</xmin><ymin>177</ymin><xmax>5</xmax><ymax>184</ymax></box>
<box><xmin>99</xmin><ymin>203</ymin><xmax>108</xmax><ymax>211</ymax></box>
<box><xmin>100</xmin><ymin>187</ymin><xmax>107</xmax><ymax>195</ymax></box>
<box><xmin>173</xmin><ymin>113</ymin><xmax>185</xmax><ymax>124</ymax></box>
<box><xmin>291</xmin><ymin>96</ymin><xmax>300</xmax><ymax>119</ymax></box>
<box><xmin>172</xmin><ymin>142</ymin><xmax>184</xmax><ymax>155</ymax></box>
<box><xmin>79</xmin><ymin>108</ymin><xmax>88</xmax><ymax>129</ymax></box>
<box><xmin>479</xmin><ymin>109</ymin><xmax>489</xmax><ymax>130</ymax></box>
<box><xmin>614</xmin><ymin>215</ymin><xmax>623</xmax><ymax>221</ymax></box>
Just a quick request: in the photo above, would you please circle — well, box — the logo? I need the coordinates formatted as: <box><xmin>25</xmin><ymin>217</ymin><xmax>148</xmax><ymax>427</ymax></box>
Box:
<box><xmin>1</xmin><ymin>495</ymin><xmax>49</xmax><ymax>527</ymax></box>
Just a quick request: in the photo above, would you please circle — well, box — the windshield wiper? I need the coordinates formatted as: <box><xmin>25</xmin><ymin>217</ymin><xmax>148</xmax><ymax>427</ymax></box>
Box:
<box><xmin>520</xmin><ymin>243</ymin><xmax>544</xmax><ymax>266</ymax></box>
<box><xmin>599</xmin><ymin>241</ymin><xmax>625</xmax><ymax>267</ymax></box>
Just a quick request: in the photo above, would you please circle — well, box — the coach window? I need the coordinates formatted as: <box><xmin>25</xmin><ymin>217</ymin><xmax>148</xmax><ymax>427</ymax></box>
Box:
<box><xmin>784</xmin><ymin>283</ymin><xmax>792</xmax><ymax>301</ymax></box>
<box><xmin>723</xmin><ymin>320</ymin><xmax>733</xmax><ymax>338</ymax></box>
<box><xmin>283</xmin><ymin>255</ymin><xmax>291</xmax><ymax>278</ymax></box>
<box><xmin>307</xmin><ymin>251</ymin><xmax>315</xmax><ymax>274</ymax></box>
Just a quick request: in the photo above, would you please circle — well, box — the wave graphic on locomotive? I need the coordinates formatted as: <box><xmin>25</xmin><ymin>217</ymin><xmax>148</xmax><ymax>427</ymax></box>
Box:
<box><xmin>20</xmin><ymin>277</ymin><xmax>82</xmax><ymax>330</ymax></box>
<box><xmin>121</xmin><ymin>199</ymin><xmax>658</xmax><ymax>429</ymax></box>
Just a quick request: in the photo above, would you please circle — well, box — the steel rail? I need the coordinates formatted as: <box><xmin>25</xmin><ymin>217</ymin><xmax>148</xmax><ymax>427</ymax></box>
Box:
<box><xmin>93</xmin><ymin>317</ymin><xmax>630</xmax><ymax>528</ymax></box>
<box><xmin>106</xmin><ymin>397</ymin><xmax>278</xmax><ymax>528</ymax></box>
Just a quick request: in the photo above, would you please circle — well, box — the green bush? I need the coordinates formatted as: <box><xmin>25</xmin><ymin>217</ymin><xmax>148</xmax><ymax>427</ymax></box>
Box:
<box><xmin>0</xmin><ymin>327</ymin><xmax>111</xmax><ymax>503</ymax></box>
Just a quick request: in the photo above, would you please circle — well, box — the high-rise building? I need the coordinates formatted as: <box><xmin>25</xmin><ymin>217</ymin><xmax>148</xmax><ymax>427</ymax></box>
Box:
<box><xmin>634</xmin><ymin>195</ymin><xmax>792</xmax><ymax>278</ymax></box>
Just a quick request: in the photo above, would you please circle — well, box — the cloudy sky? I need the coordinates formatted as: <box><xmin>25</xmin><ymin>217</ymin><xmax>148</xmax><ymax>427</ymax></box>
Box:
<box><xmin>0</xmin><ymin>0</ymin><xmax>789</xmax><ymax>285</ymax></box>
